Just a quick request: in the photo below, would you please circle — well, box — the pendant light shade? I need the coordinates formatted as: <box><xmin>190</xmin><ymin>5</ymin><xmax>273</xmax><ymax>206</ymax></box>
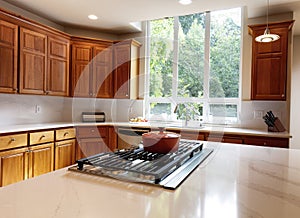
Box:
<box><xmin>255</xmin><ymin>0</ymin><xmax>280</xmax><ymax>43</ymax></box>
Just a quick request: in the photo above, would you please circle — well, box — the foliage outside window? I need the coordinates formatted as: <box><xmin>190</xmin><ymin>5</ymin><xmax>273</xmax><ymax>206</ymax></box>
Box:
<box><xmin>147</xmin><ymin>8</ymin><xmax>241</xmax><ymax>124</ymax></box>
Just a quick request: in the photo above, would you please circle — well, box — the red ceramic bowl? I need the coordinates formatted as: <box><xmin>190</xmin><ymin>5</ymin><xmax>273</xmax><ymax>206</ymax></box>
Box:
<box><xmin>142</xmin><ymin>128</ymin><xmax>181</xmax><ymax>154</ymax></box>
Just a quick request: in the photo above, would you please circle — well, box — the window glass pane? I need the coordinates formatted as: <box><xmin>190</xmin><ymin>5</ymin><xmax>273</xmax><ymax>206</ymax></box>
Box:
<box><xmin>175</xmin><ymin>102</ymin><xmax>203</xmax><ymax>121</ymax></box>
<box><xmin>149</xmin><ymin>18</ymin><xmax>174</xmax><ymax>98</ymax></box>
<box><xmin>150</xmin><ymin>103</ymin><xmax>171</xmax><ymax>116</ymax></box>
<box><xmin>209</xmin><ymin>8</ymin><xmax>241</xmax><ymax>98</ymax></box>
<box><xmin>178</xmin><ymin>13</ymin><xmax>205</xmax><ymax>98</ymax></box>
<box><xmin>209</xmin><ymin>104</ymin><xmax>237</xmax><ymax>117</ymax></box>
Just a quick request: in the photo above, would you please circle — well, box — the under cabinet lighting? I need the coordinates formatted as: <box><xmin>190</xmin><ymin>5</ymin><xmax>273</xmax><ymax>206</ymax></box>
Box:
<box><xmin>88</xmin><ymin>14</ymin><xmax>98</xmax><ymax>20</ymax></box>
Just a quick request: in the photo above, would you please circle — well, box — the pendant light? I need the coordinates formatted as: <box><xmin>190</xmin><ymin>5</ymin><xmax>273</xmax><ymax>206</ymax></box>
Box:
<box><xmin>255</xmin><ymin>0</ymin><xmax>280</xmax><ymax>43</ymax></box>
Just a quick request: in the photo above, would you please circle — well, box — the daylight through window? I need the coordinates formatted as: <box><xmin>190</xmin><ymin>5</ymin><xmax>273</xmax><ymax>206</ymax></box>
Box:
<box><xmin>147</xmin><ymin>8</ymin><xmax>242</xmax><ymax>124</ymax></box>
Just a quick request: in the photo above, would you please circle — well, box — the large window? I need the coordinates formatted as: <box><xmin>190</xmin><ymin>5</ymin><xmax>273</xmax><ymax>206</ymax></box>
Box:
<box><xmin>147</xmin><ymin>8</ymin><xmax>242</xmax><ymax>124</ymax></box>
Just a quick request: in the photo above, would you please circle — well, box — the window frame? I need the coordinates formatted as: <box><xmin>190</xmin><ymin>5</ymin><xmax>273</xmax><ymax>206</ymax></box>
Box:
<box><xmin>145</xmin><ymin>8</ymin><xmax>243</xmax><ymax>125</ymax></box>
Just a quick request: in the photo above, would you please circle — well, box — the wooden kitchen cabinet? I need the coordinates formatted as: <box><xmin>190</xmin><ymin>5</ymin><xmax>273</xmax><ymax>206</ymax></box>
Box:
<box><xmin>54</xmin><ymin>128</ymin><xmax>76</xmax><ymax>170</ymax></box>
<box><xmin>206</xmin><ymin>134</ymin><xmax>243</xmax><ymax>144</ymax></box>
<box><xmin>28</xmin><ymin>142</ymin><xmax>54</xmax><ymax>178</ymax></box>
<box><xmin>244</xmin><ymin>136</ymin><xmax>289</xmax><ymax>148</ymax></box>
<box><xmin>28</xmin><ymin>130</ymin><xmax>55</xmax><ymax>177</ymax></box>
<box><xmin>248</xmin><ymin>21</ymin><xmax>294</xmax><ymax>100</ymax></box>
<box><xmin>19</xmin><ymin>27</ymin><xmax>47</xmax><ymax>95</ymax></box>
<box><xmin>76</xmin><ymin>126</ymin><xmax>111</xmax><ymax>159</ymax></box>
<box><xmin>71</xmin><ymin>38</ymin><xmax>113</xmax><ymax>98</ymax></box>
<box><xmin>47</xmin><ymin>35</ymin><xmax>70</xmax><ymax>96</ymax></box>
<box><xmin>0</xmin><ymin>19</ymin><xmax>18</xmax><ymax>94</ymax></box>
<box><xmin>113</xmin><ymin>39</ymin><xmax>141</xmax><ymax>99</ymax></box>
<box><xmin>19</xmin><ymin>27</ymin><xmax>70</xmax><ymax>96</ymax></box>
<box><xmin>0</xmin><ymin>147</ymin><xmax>28</xmax><ymax>187</ymax></box>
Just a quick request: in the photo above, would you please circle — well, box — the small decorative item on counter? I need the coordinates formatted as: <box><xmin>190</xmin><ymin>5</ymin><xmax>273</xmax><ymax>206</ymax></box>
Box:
<box><xmin>129</xmin><ymin>117</ymin><xmax>148</xmax><ymax>122</ymax></box>
<box><xmin>263</xmin><ymin>111</ymin><xmax>285</xmax><ymax>132</ymax></box>
<box><xmin>142</xmin><ymin>127</ymin><xmax>181</xmax><ymax>154</ymax></box>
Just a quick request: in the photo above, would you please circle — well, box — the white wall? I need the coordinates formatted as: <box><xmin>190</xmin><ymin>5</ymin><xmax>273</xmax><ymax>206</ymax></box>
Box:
<box><xmin>290</xmin><ymin>36</ymin><xmax>300</xmax><ymax>149</ymax></box>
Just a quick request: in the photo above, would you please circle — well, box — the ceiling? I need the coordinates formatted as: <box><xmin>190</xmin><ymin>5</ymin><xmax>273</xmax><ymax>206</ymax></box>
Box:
<box><xmin>2</xmin><ymin>0</ymin><xmax>300</xmax><ymax>34</ymax></box>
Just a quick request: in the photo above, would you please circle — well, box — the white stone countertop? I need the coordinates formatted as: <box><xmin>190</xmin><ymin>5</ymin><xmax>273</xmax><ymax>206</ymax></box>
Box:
<box><xmin>0</xmin><ymin>141</ymin><xmax>299</xmax><ymax>218</ymax></box>
<box><xmin>0</xmin><ymin>121</ymin><xmax>291</xmax><ymax>138</ymax></box>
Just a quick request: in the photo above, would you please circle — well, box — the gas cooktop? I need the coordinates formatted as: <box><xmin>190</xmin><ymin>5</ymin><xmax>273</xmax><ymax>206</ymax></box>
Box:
<box><xmin>69</xmin><ymin>140</ymin><xmax>213</xmax><ymax>189</ymax></box>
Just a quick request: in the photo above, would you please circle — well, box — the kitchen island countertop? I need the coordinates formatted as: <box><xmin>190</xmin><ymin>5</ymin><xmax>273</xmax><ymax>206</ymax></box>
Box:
<box><xmin>0</xmin><ymin>121</ymin><xmax>291</xmax><ymax>138</ymax></box>
<box><xmin>0</xmin><ymin>141</ymin><xmax>299</xmax><ymax>218</ymax></box>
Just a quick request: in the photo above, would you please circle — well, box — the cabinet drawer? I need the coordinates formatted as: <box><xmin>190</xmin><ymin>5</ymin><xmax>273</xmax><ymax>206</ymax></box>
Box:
<box><xmin>56</xmin><ymin>128</ymin><xmax>76</xmax><ymax>141</ymax></box>
<box><xmin>77</xmin><ymin>127</ymin><xmax>108</xmax><ymax>138</ymax></box>
<box><xmin>29</xmin><ymin>130</ymin><xmax>54</xmax><ymax>145</ymax></box>
<box><xmin>0</xmin><ymin>133</ymin><xmax>28</xmax><ymax>150</ymax></box>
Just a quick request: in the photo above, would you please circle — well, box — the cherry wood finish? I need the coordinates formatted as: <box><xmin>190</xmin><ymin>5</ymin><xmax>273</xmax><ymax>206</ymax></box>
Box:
<box><xmin>113</xmin><ymin>40</ymin><xmax>141</xmax><ymax>99</ymax></box>
<box><xmin>19</xmin><ymin>27</ymin><xmax>47</xmax><ymax>95</ymax></box>
<box><xmin>71</xmin><ymin>39</ymin><xmax>113</xmax><ymax>98</ymax></box>
<box><xmin>47</xmin><ymin>36</ymin><xmax>70</xmax><ymax>96</ymax></box>
<box><xmin>0</xmin><ymin>20</ymin><xmax>18</xmax><ymax>93</ymax></box>
<box><xmin>0</xmin><ymin>147</ymin><xmax>28</xmax><ymax>187</ymax></box>
<box><xmin>108</xmin><ymin>126</ymin><xmax>118</xmax><ymax>151</ymax></box>
<box><xmin>248</xmin><ymin>21</ymin><xmax>294</xmax><ymax>100</ymax></box>
<box><xmin>243</xmin><ymin>136</ymin><xmax>288</xmax><ymax>148</ymax></box>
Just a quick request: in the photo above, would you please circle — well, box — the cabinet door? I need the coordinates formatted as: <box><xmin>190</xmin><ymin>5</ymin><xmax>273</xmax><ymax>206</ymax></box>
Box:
<box><xmin>55</xmin><ymin>139</ymin><xmax>75</xmax><ymax>170</ymax></box>
<box><xmin>0</xmin><ymin>148</ymin><xmax>28</xmax><ymax>187</ymax></box>
<box><xmin>249</xmin><ymin>21</ymin><xmax>293</xmax><ymax>100</ymax></box>
<box><xmin>113</xmin><ymin>43</ymin><xmax>130</xmax><ymax>98</ymax></box>
<box><xmin>0</xmin><ymin>20</ymin><xmax>18</xmax><ymax>93</ymax></box>
<box><xmin>93</xmin><ymin>45</ymin><xmax>113</xmax><ymax>98</ymax></box>
<box><xmin>28</xmin><ymin>143</ymin><xmax>54</xmax><ymax>178</ymax></box>
<box><xmin>71</xmin><ymin>43</ymin><xmax>92</xmax><ymax>97</ymax></box>
<box><xmin>244</xmin><ymin>137</ymin><xmax>288</xmax><ymax>148</ymax></box>
<box><xmin>76</xmin><ymin>138</ymin><xmax>109</xmax><ymax>160</ymax></box>
<box><xmin>19</xmin><ymin>27</ymin><xmax>47</xmax><ymax>94</ymax></box>
<box><xmin>47</xmin><ymin>36</ymin><xmax>70</xmax><ymax>96</ymax></box>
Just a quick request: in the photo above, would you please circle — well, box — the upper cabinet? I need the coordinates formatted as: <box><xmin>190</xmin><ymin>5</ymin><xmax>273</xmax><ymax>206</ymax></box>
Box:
<box><xmin>113</xmin><ymin>40</ymin><xmax>141</xmax><ymax>99</ymax></box>
<box><xmin>70</xmin><ymin>38</ymin><xmax>113</xmax><ymax>98</ymax></box>
<box><xmin>0</xmin><ymin>20</ymin><xmax>18</xmax><ymax>93</ymax></box>
<box><xmin>19</xmin><ymin>27</ymin><xmax>47</xmax><ymax>95</ymax></box>
<box><xmin>248</xmin><ymin>20</ymin><xmax>294</xmax><ymax>100</ymax></box>
<box><xmin>19</xmin><ymin>27</ymin><xmax>70</xmax><ymax>96</ymax></box>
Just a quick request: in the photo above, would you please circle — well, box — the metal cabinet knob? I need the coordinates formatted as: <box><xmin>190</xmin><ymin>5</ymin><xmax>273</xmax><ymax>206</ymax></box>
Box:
<box><xmin>281</xmin><ymin>94</ymin><xmax>285</xmax><ymax>98</ymax></box>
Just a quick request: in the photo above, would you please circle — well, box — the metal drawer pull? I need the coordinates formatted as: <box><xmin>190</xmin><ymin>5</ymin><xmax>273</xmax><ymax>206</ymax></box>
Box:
<box><xmin>10</xmin><ymin>138</ymin><xmax>16</xmax><ymax>142</ymax></box>
<box><xmin>64</xmin><ymin>132</ymin><xmax>69</xmax><ymax>136</ymax></box>
<box><xmin>40</xmin><ymin>135</ymin><xmax>46</xmax><ymax>140</ymax></box>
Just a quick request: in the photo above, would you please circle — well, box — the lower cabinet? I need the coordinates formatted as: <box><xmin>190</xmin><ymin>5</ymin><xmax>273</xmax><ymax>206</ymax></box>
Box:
<box><xmin>244</xmin><ymin>136</ymin><xmax>289</xmax><ymax>148</ymax></box>
<box><xmin>0</xmin><ymin>147</ymin><xmax>28</xmax><ymax>187</ymax></box>
<box><xmin>54</xmin><ymin>128</ymin><xmax>76</xmax><ymax>170</ymax></box>
<box><xmin>55</xmin><ymin>139</ymin><xmax>75</xmax><ymax>170</ymax></box>
<box><xmin>0</xmin><ymin>143</ymin><xmax>54</xmax><ymax>187</ymax></box>
<box><xmin>206</xmin><ymin>134</ymin><xmax>243</xmax><ymax>144</ymax></box>
<box><xmin>28</xmin><ymin>143</ymin><xmax>54</xmax><ymax>178</ymax></box>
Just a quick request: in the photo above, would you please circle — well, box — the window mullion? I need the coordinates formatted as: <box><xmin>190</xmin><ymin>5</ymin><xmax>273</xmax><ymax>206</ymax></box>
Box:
<box><xmin>203</xmin><ymin>12</ymin><xmax>211</xmax><ymax>121</ymax></box>
<box><xmin>172</xmin><ymin>17</ymin><xmax>179</xmax><ymax>102</ymax></box>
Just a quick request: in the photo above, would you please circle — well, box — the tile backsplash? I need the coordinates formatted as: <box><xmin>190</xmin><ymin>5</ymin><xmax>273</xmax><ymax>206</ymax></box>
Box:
<box><xmin>0</xmin><ymin>94</ymin><xmax>288</xmax><ymax>131</ymax></box>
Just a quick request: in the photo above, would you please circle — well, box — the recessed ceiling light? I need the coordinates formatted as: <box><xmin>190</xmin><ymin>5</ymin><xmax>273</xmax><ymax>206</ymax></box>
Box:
<box><xmin>178</xmin><ymin>0</ymin><xmax>192</xmax><ymax>5</ymax></box>
<box><xmin>88</xmin><ymin>14</ymin><xmax>98</xmax><ymax>20</ymax></box>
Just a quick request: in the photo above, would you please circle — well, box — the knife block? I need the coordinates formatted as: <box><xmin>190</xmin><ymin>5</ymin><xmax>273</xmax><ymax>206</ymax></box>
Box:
<box><xmin>268</xmin><ymin>118</ymin><xmax>286</xmax><ymax>132</ymax></box>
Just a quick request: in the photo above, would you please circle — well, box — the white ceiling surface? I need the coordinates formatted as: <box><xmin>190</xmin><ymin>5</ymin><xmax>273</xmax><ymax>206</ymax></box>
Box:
<box><xmin>2</xmin><ymin>0</ymin><xmax>300</xmax><ymax>34</ymax></box>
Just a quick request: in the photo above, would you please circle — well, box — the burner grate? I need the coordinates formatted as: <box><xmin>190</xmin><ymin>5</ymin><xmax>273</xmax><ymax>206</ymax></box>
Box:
<box><xmin>75</xmin><ymin>141</ymin><xmax>203</xmax><ymax>183</ymax></box>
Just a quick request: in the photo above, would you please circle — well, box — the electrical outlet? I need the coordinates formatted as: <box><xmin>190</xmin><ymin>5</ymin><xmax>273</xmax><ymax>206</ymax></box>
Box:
<box><xmin>254</xmin><ymin>110</ymin><xmax>263</xmax><ymax>119</ymax></box>
<box><xmin>35</xmin><ymin>105</ymin><xmax>41</xmax><ymax>114</ymax></box>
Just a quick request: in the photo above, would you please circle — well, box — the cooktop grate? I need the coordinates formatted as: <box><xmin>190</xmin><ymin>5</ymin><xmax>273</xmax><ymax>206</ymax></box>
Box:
<box><xmin>69</xmin><ymin>140</ymin><xmax>213</xmax><ymax>189</ymax></box>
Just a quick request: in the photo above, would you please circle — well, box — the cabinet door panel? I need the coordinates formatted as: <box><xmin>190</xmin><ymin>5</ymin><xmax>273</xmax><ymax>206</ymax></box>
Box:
<box><xmin>93</xmin><ymin>45</ymin><xmax>113</xmax><ymax>98</ymax></box>
<box><xmin>20</xmin><ymin>28</ymin><xmax>47</xmax><ymax>94</ymax></box>
<box><xmin>28</xmin><ymin>143</ymin><xmax>54</xmax><ymax>178</ymax></box>
<box><xmin>113</xmin><ymin>44</ymin><xmax>130</xmax><ymax>98</ymax></box>
<box><xmin>77</xmin><ymin>138</ymin><xmax>108</xmax><ymax>160</ymax></box>
<box><xmin>0</xmin><ymin>148</ymin><xmax>28</xmax><ymax>187</ymax></box>
<box><xmin>0</xmin><ymin>20</ymin><xmax>18</xmax><ymax>93</ymax></box>
<box><xmin>71</xmin><ymin>44</ymin><xmax>92</xmax><ymax>97</ymax></box>
<box><xmin>55</xmin><ymin>139</ymin><xmax>75</xmax><ymax>170</ymax></box>
<box><xmin>47</xmin><ymin>37</ymin><xmax>69</xmax><ymax>96</ymax></box>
